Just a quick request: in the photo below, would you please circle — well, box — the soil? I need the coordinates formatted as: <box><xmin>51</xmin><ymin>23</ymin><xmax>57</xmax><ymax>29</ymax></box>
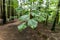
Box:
<box><xmin>0</xmin><ymin>20</ymin><xmax>60</xmax><ymax>40</ymax></box>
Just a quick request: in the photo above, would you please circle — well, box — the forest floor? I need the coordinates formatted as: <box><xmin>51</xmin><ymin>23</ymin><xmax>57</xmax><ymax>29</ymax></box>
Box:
<box><xmin>0</xmin><ymin>19</ymin><xmax>60</xmax><ymax>40</ymax></box>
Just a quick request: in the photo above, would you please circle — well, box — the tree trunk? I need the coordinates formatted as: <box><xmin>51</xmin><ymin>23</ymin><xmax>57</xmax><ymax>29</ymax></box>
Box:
<box><xmin>2</xmin><ymin>0</ymin><xmax>6</xmax><ymax>24</ymax></box>
<box><xmin>7</xmin><ymin>0</ymin><xmax>10</xmax><ymax>18</ymax></box>
<box><xmin>51</xmin><ymin>16</ymin><xmax>56</xmax><ymax>31</ymax></box>
<box><xmin>45</xmin><ymin>0</ymin><xmax>49</xmax><ymax>25</ymax></box>
<box><xmin>1</xmin><ymin>5</ymin><xmax>2</xmax><ymax>18</ymax></box>
<box><xmin>11</xmin><ymin>7</ymin><xmax>14</xmax><ymax>20</ymax></box>
<box><xmin>51</xmin><ymin>0</ymin><xmax>60</xmax><ymax>31</ymax></box>
<box><xmin>45</xmin><ymin>15</ymin><xmax>48</xmax><ymax>25</ymax></box>
<box><xmin>56</xmin><ymin>0</ymin><xmax>60</xmax><ymax>24</ymax></box>
<box><xmin>10</xmin><ymin>1</ymin><xmax>15</xmax><ymax>20</ymax></box>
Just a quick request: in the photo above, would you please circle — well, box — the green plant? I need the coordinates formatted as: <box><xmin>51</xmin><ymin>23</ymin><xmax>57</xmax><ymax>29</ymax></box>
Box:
<box><xmin>17</xmin><ymin>0</ymin><xmax>46</xmax><ymax>32</ymax></box>
<box><xmin>15</xmin><ymin>0</ymin><xmax>60</xmax><ymax>31</ymax></box>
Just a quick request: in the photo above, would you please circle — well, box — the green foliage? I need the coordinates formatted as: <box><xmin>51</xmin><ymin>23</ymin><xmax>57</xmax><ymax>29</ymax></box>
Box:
<box><xmin>28</xmin><ymin>19</ymin><xmax>38</xmax><ymax>29</ymax></box>
<box><xmin>15</xmin><ymin>0</ymin><xmax>60</xmax><ymax>31</ymax></box>
<box><xmin>19</xmin><ymin>15</ymin><xmax>30</xmax><ymax>21</ymax></box>
<box><xmin>18</xmin><ymin>18</ymin><xmax>38</xmax><ymax>31</ymax></box>
<box><xmin>12</xmin><ymin>0</ymin><xmax>18</xmax><ymax>8</ymax></box>
<box><xmin>18</xmin><ymin>22</ymin><xmax>27</xmax><ymax>32</ymax></box>
<box><xmin>28</xmin><ymin>0</ymin><xmax>36</xmax><ymax>3</ymax></box>
<box><xmin>31</xmin><ymin>10</ymin><xmax>40</xmax><ymax>16</ymax></box>
<box><xmin>16</xmin><ymin>7</ymin><xmax>23</xmax><ymax>13</ymax></box>
<box><xmin>34</xmin><ymin>16</ymin><xmax>46</xmax><ymax>22</ymax></box>
<box><xmin>16</xmin><ymin>0</ymin><xmax>46</xmax><ymax>31</ymax></box>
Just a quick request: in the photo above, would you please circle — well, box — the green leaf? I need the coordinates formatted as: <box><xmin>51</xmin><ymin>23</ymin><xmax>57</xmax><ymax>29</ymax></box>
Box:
<box><xmin>39</xmin><ymin>16</ymin><xmax>46</xmax><ymax>21</ymax></box>
<box><xmin>18</xmin><ymin>22</ymin><xmax>27</xmax><ymax>32</ymax></box>
<box><xmin>28</xmin><ymin>19</ymin><xmax>38</xmax><ymax>29</ymax></box>
<box><xmin>29</xmin><ymin>0</ymin><xmax>36</xmax><ymax>3</ymax></box>
<box><xmin>19</xmin><ymin>15</ymin><xmax>30</xmax><ymax>21</ymax></box>
<box><xmin>31</xmin><ymin>10</ymin><xmax>40</xmax><ymax>16</ymax></box>
<box><xmin>34</xmin><ymin>16</ymin><xmax>46</xmax><ymax>22</ymax></box>
<box><xmin>16</xmin><ymin>7</ymin><xmax>23</xmax><ymax>13</ymax></box>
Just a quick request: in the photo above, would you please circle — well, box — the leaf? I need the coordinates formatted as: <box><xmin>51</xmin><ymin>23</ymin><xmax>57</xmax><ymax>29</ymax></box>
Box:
<box><xmin>34</xmin><ymin>16</ymin><xmax>46</xmax><ymax>22</ymax></box>
<box><xmin>29</xmin><ymin>0</ymin><xmax>36</xmax><ymax>3</ymax></box>
<box><xmin>31</xmin><ymin>10</ymin><xmax>40</xmax><ymax>16</ymax></box>
<box><xmin>16</xmin><ymin>7</ymin><xmax>23</xmax><ymax>13</ymax></box>
<box><xmin>18</xmin><ymin>22</ymin><xmax>27</xmax><ymax>32</ymax></box>
<box><xmin>39</xmin><ymin>16</ymin><xmax>46</xmax><ymax>21</ymax></box>
<box><xmin>19</xmin><ymin>15</ymin><xmax>30</xmax><ymax>21</ymax></box>
<box><xmin>28</xmin><ymin>19</ymin><xmax>38</xmax><ymax>29</ymax></box>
